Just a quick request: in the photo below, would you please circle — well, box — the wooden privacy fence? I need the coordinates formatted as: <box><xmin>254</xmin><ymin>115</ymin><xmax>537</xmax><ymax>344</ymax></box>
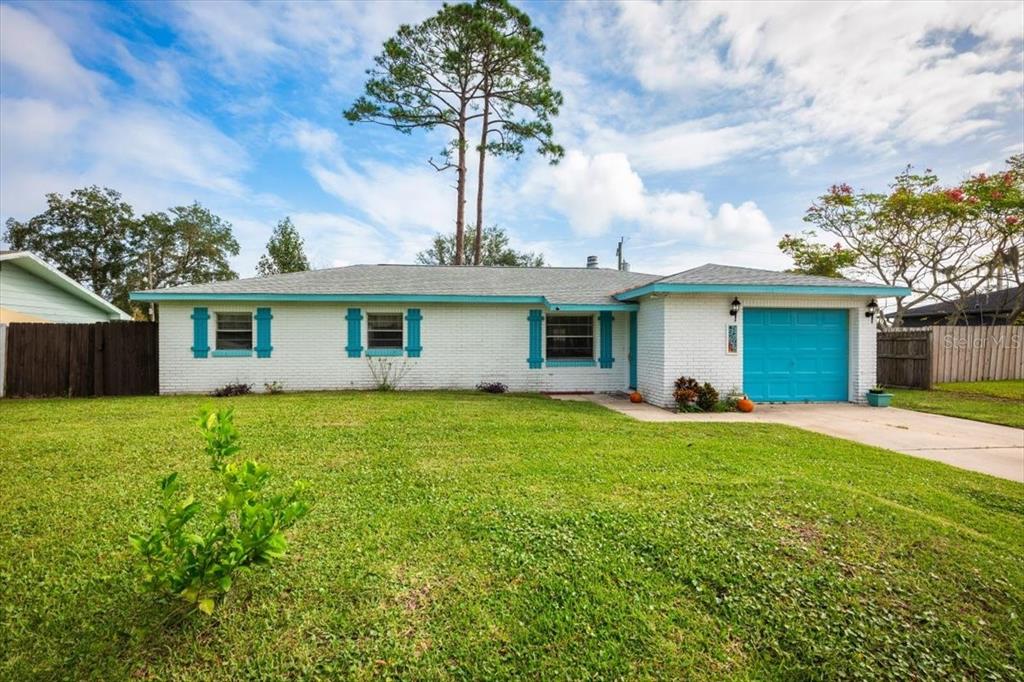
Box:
<box><xmin>877</xmin><ymin>326</ymin><xmax>1024</xmax><ymax>388</ymax></box>
<box><xmin>3</xmin><ymin>321</ymin><xmax>158</xmax><ymax>397</ymax></box>
<box><xmin>877</xmin><ymin>330</ymin><xmax>934</xmax><ymax>389</ymax></box>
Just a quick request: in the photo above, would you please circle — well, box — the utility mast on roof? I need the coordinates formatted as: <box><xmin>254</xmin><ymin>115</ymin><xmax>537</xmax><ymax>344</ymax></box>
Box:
<box><xmin>616</xmin><ymin>237</ymin><xmax>629</xmax><ymax>271</ymax></box>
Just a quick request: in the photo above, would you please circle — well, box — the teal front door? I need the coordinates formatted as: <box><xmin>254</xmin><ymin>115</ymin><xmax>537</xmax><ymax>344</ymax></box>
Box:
<box><xmin>628</xmin><ymin>311</ymin><xmax>638</xmax><ymax>389</ymax></box>
<box><xmin>743</xmin><ymin>308</ymin><xmax>849</xmax><ymax>402</ymax></box>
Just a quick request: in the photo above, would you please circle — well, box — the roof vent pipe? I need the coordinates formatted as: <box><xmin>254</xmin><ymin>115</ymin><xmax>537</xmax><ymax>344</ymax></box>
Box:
<box><xmin>586</xmin><ymin>255</ymin><xmax>598</xmax><ymax>269</ymax></box>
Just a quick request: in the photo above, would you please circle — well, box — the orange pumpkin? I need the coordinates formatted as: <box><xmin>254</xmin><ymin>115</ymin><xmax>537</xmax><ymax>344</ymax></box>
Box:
<box><xmin>736</xmin><ymin>397</ymin><xmax>754</xmax><ymax>413</ymax></box>
<box><xmin>629</xmin><ymin>391</ymin><xmax>643</xmax><ymax>403</ymax></box>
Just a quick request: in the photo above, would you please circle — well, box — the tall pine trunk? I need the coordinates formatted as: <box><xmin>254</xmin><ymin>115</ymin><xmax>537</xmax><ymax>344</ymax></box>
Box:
<box><xmin>474</xmin><ymin>90</ymin><xmax>490</xmax><ymax>266</ymax></box>
<box><xmin>454</xmin><ymin>103</ymin><xmax>468</xmax><ymax>265</ymax></box>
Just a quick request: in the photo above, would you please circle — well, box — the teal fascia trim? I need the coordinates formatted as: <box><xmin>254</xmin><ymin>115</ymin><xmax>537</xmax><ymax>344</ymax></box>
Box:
<box><xmin>345</xmin><ymin>308</ymin><xmax>363</xmax><ymax>358</ymax></box>
<box><xmin>598</xmin><ymin>310</ymin><xmax>614</xmax><ymax>368</ymax></box>
<box><xmin>527</xmin><ymin>309</ymin><xmax>544</xmax><ymax>369</ymax></box>
<box><xmin>366</xmin><ymin>348</ymin><xmax>404</xmax><ymax>357</ymax></box>
<box><xmin>548</xmin><ymin>303</ymin><xmax>639</xmax><ymax>311</ymax></box>
<box><xmin>212</xmin><ymin>349</ymin><xmax>252</xmax><ymax>358</ymax></box>
<box><xmin>547</xmin><ymin>359</ymin><xmax>597</xmax><ymax>367</ymax></box>
<box><xmin>190</xmin><ymin>307</ymin><xmax>209</xmax><ymax>358</ymax></box>
<box><xmin>129</xmin><ymin>290</ymin><xmax>641</xmax><ymax>311</ymax></box>
<box><xmin>628</xmin><ymin>311</ymin><xmax>638</xmax><ymax>389</ymax></box>
<box><xmin>614</xmin><ymin>283</ymin><xmax>912</xmax><ymax>300</ymax></box>
<box><xmin>405</xmin><ymin>308</ymin><xmax>422</xmax><ymax>357</ymax></box>
<box><xmin>254</xmin><ymin>307</ymin><xmax>273</xmax><ymax>358</ymax></box>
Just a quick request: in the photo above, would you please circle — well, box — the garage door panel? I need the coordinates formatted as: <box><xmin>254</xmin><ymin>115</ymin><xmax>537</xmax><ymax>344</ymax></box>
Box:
<box><xmin>794</xmin><ymin>309</ymin><xmax>821</xmax><ymax>325</ymax></box>
<box><xmin>743</xmin><ymin>308</ymin><xmax>849</xmax><ymax>402</ymax></box>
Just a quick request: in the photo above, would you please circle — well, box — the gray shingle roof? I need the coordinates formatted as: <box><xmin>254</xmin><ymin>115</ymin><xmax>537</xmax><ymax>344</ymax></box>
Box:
<box><xmin>133</xmin><ymin>264</ymin><xmax>662</xmax><ymax>305</ymax></box>
<box><xmin>650</xmin><ymin>263</ymin><xmax>887</xmax><ymax>289</ymax></box>
<box><xmin>902</xmin><ymin>285</ymin><xmax>1022</xmax><ymax>317</ymax></box>
<box><xmin>133</xmin><ymin>262</ymin><xmax>901</xmax><ymax>304</ymax></box>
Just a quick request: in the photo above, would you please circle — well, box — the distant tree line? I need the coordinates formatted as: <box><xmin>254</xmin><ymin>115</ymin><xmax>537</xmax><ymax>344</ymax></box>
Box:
<box><xmin>3</xmin><ymin>186</ymin><xmax>310</xmax><ymax>318</ymax></box>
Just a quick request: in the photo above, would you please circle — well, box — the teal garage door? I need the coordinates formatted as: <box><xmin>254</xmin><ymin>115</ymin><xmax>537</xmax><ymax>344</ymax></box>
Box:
<box><xmin>743</xmin><ymin>308</ymin><xmax>849</xmax><ymax>402</ymax></box>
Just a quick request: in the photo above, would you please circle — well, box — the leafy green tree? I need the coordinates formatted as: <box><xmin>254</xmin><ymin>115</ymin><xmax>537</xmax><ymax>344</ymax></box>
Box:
<box><xmin>416</xmin><ymin>225</ymin><xmax>543</xmax><ymax>266</ymax></box>
<box><xmin>256</xmin><ymin>217</ymin><xmax>310</xmax><ymax>277</ymax></box>
<box><xmin>469</xmin><ymin>0</ymin><xmax>562</xmax><ymax>265</ymax></box>
<box><xmin>345</xmin><ymin>3</ymin><xmax>482</xmax><ymax>265</ymax></box>
<box><xmin>4</xmin><ymin>187</ymin><xmax>240</xmax><ymax>315</ymax></box>
<box><xmin>131</xmin><ymin>204</ymin><xmax>239</xmax><ymax>317</ymax></box>
<box><xmin>803</xmin><ymin>156</ymin><xmax>1023</xmax><ymax>326</ymax></box>
<box><xmin>778</xmin><ymin>231</ymin><xmax>859</xmax><ymax>277</ymax></box>
<box><xmin>3</xmin><ymin>186</ymin><xmax>136</xmax><ymax>308</ymax></box>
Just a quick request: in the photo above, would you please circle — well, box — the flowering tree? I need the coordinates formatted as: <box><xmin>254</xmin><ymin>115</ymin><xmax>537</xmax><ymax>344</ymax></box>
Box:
<box><xmin>801</xmin><ymin>155</ymin><xmax>1023</xmax><ymax>326</ymax></box>
<box><xmin>778</xmin><ymin>231</ymin><xmax>859</xmax><ymax>277</ymax></box>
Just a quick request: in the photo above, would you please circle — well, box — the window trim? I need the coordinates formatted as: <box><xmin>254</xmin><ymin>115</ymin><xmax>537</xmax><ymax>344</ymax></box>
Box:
<box><xmin>366</xmin><ymin>312</ymin><xmax>404</xmax><ymax>350</ymax></box>
<box><xmin>545</xmin><ymin>313</ymin><xmax>595</xmax><ymax>361</ymax></box>
<box><xmin>214</xmin><ymin>311</ymin><xmax>253</xmax><ymax>352</ymax></box>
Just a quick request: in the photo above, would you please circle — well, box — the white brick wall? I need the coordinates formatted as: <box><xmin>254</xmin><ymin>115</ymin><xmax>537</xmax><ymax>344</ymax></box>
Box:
<box><xmin>157</xmin><ymin>302</ymin><xmax>631</xmax><ymax>394</ymax></box>
<box><xmin>634</xmin><ymin>294</ymin><xmax>877</xmax><ymax>408</ymax></box>
<box><xmin>636</xmin><ymin>296</ymin><xmax>668</xmax><ymax>406</ymax></box>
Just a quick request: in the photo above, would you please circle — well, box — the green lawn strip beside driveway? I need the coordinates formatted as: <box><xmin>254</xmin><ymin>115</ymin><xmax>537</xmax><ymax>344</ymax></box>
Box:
<box><xmin>936</xmin><ymin>379</ymin><xmax>1024</xmax><ymax>401</ymax></box>
<box><xmin>889</xmin><ymin>380</ymin><xmax>1024</xmax><ymax>429</ymax></box>
<box><xmin>1</xmin><ymin>392</ymin><xmax>1021</xmax><ymax>680</ymax></box>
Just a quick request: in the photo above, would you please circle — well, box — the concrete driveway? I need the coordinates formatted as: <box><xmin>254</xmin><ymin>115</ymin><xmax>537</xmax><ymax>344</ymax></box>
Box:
<box><xmin>553</xmin><ymin>394</ymin><xmax>1024</xmax><ymax>482</ymax></box>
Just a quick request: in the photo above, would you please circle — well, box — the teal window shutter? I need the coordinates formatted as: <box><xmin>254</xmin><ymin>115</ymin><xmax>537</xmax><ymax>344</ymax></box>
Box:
<box><xmin>255</xmin><ymin>308</ymin><xmax>273</xmax><ymax>358</ymax></box>
<box><xmin>405</xmin><ymin>308</ymin><xmax>422</xmax><ymax>357</ymax></box>
<box><xmin>191</xmin><ymin>307</ymin><xmax>209</xmax><ymax>358</ymax></box>
<box><xmin>528</xmin><ymin>309</ymin><xmax>544</xmax><ymax>368</ymax></box>
<box><xmin>599</xmin><ymin>311</ymin><xmax>614</xmax><ymax>368</ymax></box>
<box><xmin>345</xmin><ymin>308</ymin><xmax>363</xmax><ymax>358</ymax></box>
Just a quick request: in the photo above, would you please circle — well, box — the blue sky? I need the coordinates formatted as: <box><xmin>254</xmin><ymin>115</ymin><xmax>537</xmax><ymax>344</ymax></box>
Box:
<box><xmin>2</xmin><ymin>0</ymin><xmax>1022</xmax><ymax>277</ymax></box>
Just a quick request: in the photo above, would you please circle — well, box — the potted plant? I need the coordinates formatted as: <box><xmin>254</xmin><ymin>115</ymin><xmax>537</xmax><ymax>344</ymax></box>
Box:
<box><xmin>866</xmin><ymin>385</ymin><xmax>893</xmax><ymax>407</ymax></box>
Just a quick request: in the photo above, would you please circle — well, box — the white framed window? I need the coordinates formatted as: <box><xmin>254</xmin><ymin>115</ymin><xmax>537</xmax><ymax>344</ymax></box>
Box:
<box><xmin>367</xmin><ymin>313</ymin><xmax>403</xmax><ymax>349</ymax></box>
<box><xmin>216</xmin><ymin>312</ymin><xmax>252</xmax><ymax>350</ymax></box>
<box><xmin>546</xmin><ymin>315</ymin><xmax>594</xmax><ymax>360</ymax></box>
<box><xmin>726</xmin><ymin>323</ymin><xmax>738</xmax><ymax>355</ymax></box>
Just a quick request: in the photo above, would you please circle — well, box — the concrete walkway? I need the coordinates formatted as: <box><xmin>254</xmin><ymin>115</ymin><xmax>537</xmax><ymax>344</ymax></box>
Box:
<box><xmin>552</xmin><ymin>393</ymin><xmax>1024</xmax><ymax>483</ymax></box>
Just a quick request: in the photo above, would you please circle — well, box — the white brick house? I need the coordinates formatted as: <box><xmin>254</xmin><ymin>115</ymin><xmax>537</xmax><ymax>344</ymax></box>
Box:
<box><xmin>130</xmin><ymin>264</ymin><xmax>909</xmax><ymax>407</ymax></box>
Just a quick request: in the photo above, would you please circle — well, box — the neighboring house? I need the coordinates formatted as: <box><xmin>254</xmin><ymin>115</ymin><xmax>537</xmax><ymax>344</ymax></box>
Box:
<box><xmin>0</xmin><ymin>251</ymin><xmax>129</xmax><ymax>323</ymax></box>
<box><xmin>130</xmin><ymin>262</ymin><xmax>909</xmax><ymax>406</ymax></box>
<box><xmin>897</xmin><ymin>285</ymin><xmax>1023</xmax><ymax>327</ymax></box>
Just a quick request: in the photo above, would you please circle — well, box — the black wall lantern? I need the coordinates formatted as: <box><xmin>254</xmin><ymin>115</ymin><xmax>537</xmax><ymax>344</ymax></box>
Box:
<box><xmin>730</xmin><ymin>297</ymin><xmax>742</xmax><ymax>320</ymax></box>
<box><xmin>865</xmin><ymin>299</ymin><xmax>879</xmax><ymax>320</ymax></box>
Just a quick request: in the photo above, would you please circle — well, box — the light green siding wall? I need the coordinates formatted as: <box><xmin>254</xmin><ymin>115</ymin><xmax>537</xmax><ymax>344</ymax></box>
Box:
<box><xmin>0</xmin><ymin>261</ymin><xmax>115</xmax><ymax>323</ymax></box>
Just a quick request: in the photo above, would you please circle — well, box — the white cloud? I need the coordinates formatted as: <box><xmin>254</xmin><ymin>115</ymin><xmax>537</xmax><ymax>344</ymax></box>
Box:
<box><xmin>590</xmin><ymin>118</ymin><xmax>784</xmax><ymax>173</ymax></box>
<box><xmin>0</xmin><ymin>4</ymin><xmax>103</xmax><ymax>101</ymax></box>
<box><xmin>548</xmin><ymin>1</ymin><xmax>1023</xmax><ymax>174</ymax></box>
<box><xmin>0</xmin><ymin>9</ymin><xmax>252</xmax><ymax>220</ymax></box>
<box><xmin>531</xmin><ymin>150</ymin><xmax>775</xmax><ymax>253</ymax></box>
<box><xmin>610</xmin><ymin>0</ymin><xmax>1023</xmax><ymax>148</ymax></box>
<box><xmin>291</xmin><ymin>212</ymin><xmax>418</xmax><ymax>266</ymax></box>
<box><xmin>170</xmin><ymin>0</ymin><xmax>435</xmax><ymax>90</ymax></box>
<box><xmin>544</xmin><ymin>151</ymin><xmax>645</xmax><ymax>235</ymax></box>
<box><xmin>173</xmin><ymin>0</ymin><xmax>283</xmax><ymax>69</ymax></box>
<box><xmin>291</xmin><ymin>120</ymin><xmax>341</xmax><ymax>157</ymax></box>
<box><xmin>288</xmin><ymin>120</ymin><xmax>452</xmax><ymax>235</ymax></box>
<box><xmin>113</xmin><ymin>43</ymin><xmax>186</xmax><ymax>104</ymax></box>
<box><xmin>86</xmin><ymin>106</ymin><xmax>249</xmax><ymax>196</ymax></box>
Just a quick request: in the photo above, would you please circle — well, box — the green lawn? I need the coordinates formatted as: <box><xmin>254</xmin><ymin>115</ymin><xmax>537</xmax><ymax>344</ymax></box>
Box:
<box><xmin>889</xmin><ymin>379</ymin><xmax>1024</xmax><ymax>429</ymax></box>
<box><xmin>1</xmin><ymin>392</ymin><xmax>1022</xmax><ymax>680</ymax></box>
<box><xmin>937</xmin><ymin>379</ymin><xmax>1024</xmax><ymax>401</ymax></box>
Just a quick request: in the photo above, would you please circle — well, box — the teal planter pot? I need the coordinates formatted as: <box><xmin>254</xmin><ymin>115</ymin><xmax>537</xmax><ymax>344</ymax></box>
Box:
<box><xmin>866</xmin><ymin>392</ymin><xmax>893</xmax><ymax>407</ymax></box>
